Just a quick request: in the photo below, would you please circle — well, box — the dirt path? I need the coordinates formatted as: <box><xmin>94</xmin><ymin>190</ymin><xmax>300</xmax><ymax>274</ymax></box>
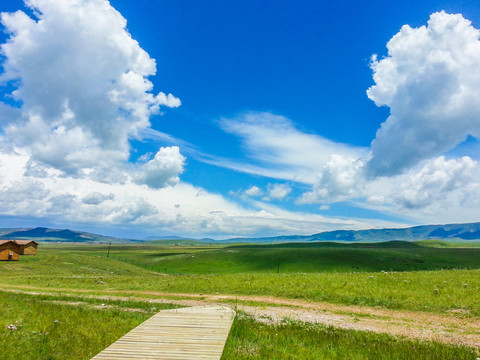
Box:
<box><xmin>1</xmin><ymin>284</ymin><xmax>479</xmax><ymax>349</ymax></box>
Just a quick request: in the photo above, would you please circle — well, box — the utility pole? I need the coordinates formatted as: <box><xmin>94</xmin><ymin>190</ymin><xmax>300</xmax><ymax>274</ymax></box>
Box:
<box><xmin>107</xmin><ymin>241</ymin><xmax>111</xmax><ymax>258</ymax></box>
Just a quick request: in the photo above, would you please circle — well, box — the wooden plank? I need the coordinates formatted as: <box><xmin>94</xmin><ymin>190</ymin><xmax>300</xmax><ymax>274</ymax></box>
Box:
<box><xmin>91</xmin><ymin>306</ymin><xmax>235</xmax><ymax>360</ymax></box>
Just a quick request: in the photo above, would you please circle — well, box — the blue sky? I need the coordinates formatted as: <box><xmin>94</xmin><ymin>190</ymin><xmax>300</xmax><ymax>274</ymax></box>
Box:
<box><xmin>0</xmin><ymin>0</ymin><xmax>479</xmax><ymax>239</ymax></box>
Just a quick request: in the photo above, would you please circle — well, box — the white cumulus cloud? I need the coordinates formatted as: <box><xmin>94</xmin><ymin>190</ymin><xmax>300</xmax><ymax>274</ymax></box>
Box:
<box><xmin>134</xmin><ymin>147</ymin><xmax>185</xmax><ymax>189</ymax></box>
<box><xmin>266</xmin><ymin>183</ymin><xmax>292</xmax><ymax>201</ymax></box>
<box><xmin>244</xmin><ymin>186</ymin><xmax>263</xmax><ymax>197</ymax></box>
<box><xmin>391</xmin><ymin>156</ymin><xmax>477</xmax><ymax>210</ymax></box>
<box><xmin>295</xmin><ymin>11</ymin><xmax>480</xmax><ymax>220</ymax></box>
<box><xmin>0</xmin><ymin>0</ymin><xmax>180</xmax><ymax>180</ymax></box>
<box><xmin>366</xmin><ymin>11</ymin><xmax>480</xmax><ymax>176</ymax></box>
<box><xmin>82</xmin><ymin>192</ymin><xmax>115</xmax><ymax>205</ymax></box>
<box><xmin>360</xmin><ymin>156</ymin><xmax>480</xmax><ymax>222</ymax></box>
<box><xmin>298</xmin><ymin>155</ymin><xmax>365</xmax><ymax>204</ymax></box>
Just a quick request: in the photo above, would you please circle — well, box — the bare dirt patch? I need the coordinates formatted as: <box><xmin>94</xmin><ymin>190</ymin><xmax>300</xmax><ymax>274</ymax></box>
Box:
<box><xmin>45</xmin><ymin>299</ymin><xmax>150</xmax><ymax>313</ymax></box>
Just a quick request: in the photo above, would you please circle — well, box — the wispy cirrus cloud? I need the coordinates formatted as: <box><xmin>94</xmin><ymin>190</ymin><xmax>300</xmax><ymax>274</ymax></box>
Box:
<box><xmin>218</xmin><ymin>112</ymin><xmax>367</xmax><ymax>184</ymax></box>
<box><xmin>142</xmin><ymin>117</ymin><xmax>361</xmax><ymax>185</ymax></box>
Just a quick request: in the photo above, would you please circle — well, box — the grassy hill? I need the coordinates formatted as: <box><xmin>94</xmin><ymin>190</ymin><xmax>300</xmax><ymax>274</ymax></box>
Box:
<box><xmin>100</xmin><ymin>240</ymin><xmax>480</xmax><ymax>274</ymax></box>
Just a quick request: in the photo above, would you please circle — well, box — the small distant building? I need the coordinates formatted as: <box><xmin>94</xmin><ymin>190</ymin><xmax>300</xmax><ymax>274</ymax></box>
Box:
<box><xmin>15</xmin><ymin>240</ymin><xmax>39</xmax><ymax>255</ymax></box>
<box><xmin>0</xmin><ymin>240</ymin><xmax>21</xmax><ymax>261</ymax></box>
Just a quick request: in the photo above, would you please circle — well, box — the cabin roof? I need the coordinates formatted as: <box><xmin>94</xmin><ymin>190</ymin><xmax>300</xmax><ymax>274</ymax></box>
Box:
<box><xmin>0</xmin><ymin>240</ymin><xmax>17</xmax><ymax>246</ymax></box>
<box><xmin>13</xmin><ymin>240</ymin><xmax>39</xmax><ymax>245</ymax></box>
<box><xmin>0</xmin><ymin>239</ymin><xmax>38</xmax><ymax>246</ymax></box>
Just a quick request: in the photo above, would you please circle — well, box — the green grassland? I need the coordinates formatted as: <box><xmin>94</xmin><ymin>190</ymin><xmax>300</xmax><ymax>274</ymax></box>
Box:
<box><xmin>1</xmin><ymin>241</ymin><xmax>479</xmax><ymax>359</ymax></box>
<box><xmin>1</xmin><ymin>241</ymin><xmax>479</xmax><ymax>314</ymax></box>
<box><xmin>120</xmin><ymin>241</ymin><xmax>480</xmax><ymax>274</ymax></box>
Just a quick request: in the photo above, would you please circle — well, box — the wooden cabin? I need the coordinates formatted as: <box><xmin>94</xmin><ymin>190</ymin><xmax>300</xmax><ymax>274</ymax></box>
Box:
<box><xmin>15</xmin><ymin>240</ymin><xmax>39</xmax><ymax>255</ymax></box>
<box><xmin>0</xmin><ymin>240</ymin><xmax>20</xmax><ymax>261</ymax></box>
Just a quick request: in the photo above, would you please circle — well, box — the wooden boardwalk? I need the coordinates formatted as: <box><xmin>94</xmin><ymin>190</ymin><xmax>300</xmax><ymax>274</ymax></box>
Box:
<box><xmin>91</xmin><ymin>306</ymin><xmax>236</xmax><ymax>360</ymax></box>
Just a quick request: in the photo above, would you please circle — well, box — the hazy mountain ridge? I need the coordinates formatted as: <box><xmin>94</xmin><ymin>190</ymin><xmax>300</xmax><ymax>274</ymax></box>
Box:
<box><xmin>1</xmin><ymin>222</ymin><xmax>480</xmax><ymax>244</ymax></box>
<box><xmin>226</xmin><ymin>222</ymin><xmax>480</xmax><ymax>243</ymax></box>
<box><xmin>319</xmin><ymin>222</ymin><xmax>480</xmax><ymax>241</ymax></box>
<box><xmin>0</xmin><ymin>227</ymin><xmax>137</xmax><ymax>243</ymax></box>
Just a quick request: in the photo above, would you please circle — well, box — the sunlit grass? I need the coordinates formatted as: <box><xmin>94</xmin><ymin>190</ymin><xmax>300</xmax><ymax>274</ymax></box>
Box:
<box><xmin>223</xmin><ymin>313</ymin><xmax>478</xmax><ymax>359</ymax></box>
<box><xmin>0</xmin><ymin>291</ymin><xmax>178</xmax><ymax>360</ymax></box>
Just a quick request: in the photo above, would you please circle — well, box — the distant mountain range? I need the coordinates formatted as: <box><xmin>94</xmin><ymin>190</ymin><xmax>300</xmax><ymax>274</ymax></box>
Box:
<box><xmin>0</xmin><ymin>227</ymin><xmax>137</xmax><ymax>243</ymax></box>
<box><xmin>1</xmin><ymin>222</ymin><xmax>480</xmax><ymax>244</ymax></box>
<box><xmin>221</xmin><ymin>222</ymin><xmax>480</xmax><ymax>243</ymax></box>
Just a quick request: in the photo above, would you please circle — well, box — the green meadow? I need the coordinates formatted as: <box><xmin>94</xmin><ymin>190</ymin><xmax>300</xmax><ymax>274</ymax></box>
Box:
<box><xmin>1</xmin><ymin>240</ymin><xmax>479</xmax><ymax>359</ymax></box>
<box><xmin>2</xmin><ymin>241</ymin><xmax>479</xmax><ymax>314</ymax></box>
<box><xmin>108</xmin><ymin>241</ymin><xmax>480</xmax><ymax>274</ymax></box>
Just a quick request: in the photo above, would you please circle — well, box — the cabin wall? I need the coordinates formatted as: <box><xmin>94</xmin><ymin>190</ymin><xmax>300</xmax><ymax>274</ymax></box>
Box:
<box><xmin>0</xmin><ymin>248</ymin><xmax>19</xmax><ymax>261</ymax></box>
<box><xmin>22</xmin><ymin>245</ymin><xmax>37</xmax><ymax>255</ymax></box>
